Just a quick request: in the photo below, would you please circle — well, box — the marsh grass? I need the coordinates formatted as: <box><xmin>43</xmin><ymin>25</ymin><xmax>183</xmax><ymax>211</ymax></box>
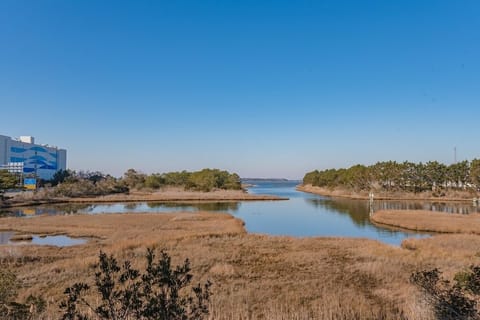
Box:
<box><xmin>372</xmin><ymin>210</ymin><xmax>480</xmax><ymax>234</ymax></box>
<box><xmin>0</xmin><ymin>211</ymin><xmax>478</xmax><ymax>319</ymax></box>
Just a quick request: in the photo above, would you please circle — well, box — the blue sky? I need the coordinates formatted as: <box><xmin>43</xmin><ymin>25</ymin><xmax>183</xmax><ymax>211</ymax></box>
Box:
<box><xmin>1</xmin><ymin>1</ymin><xmax>479</xmax><ymax>179</ymax></box>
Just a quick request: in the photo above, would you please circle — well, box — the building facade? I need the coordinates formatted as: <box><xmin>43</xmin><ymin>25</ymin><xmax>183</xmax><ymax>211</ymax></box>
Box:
<box><xmin>0</xmin><ymin>135</ymin><xmax>67</xmax><ymax>180</ymax></box>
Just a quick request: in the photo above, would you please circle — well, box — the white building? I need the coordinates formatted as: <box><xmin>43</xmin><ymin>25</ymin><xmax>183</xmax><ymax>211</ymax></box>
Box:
<box><xmin>0</xmin><ymin>135</ymin><xmax>67</xmax><ymax>180</ymax></box>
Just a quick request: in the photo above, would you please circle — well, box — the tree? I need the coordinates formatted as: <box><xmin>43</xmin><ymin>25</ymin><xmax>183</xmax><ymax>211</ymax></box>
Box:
<box><xmin>223</xmin><ymin>173</ymin><xmax>242</xmax><ymax>190</ymax></box>
<box><xmin>60</xmin><ymin>248</ymin><xmax>212</xmax><ymax>320</ymax></box>
<box><xmin>470</xmin><ymin>159</ymin><xmax>480</xmax><ymax>191</ymax></box>
<box><xmin>51</xmin><ymin>169</ymin><xmax>74</xmax><ymax>186</ymax></box>
<box><xmin>424</xmin><ymin>161</ymin><xmax>448</xmax><ymax>191</ymax></box>
<box><xmin>0</xmin><ymin>170</ymin><xmax>18</xmax><ymax>191</ymax></box>
<box><xmin>303</xmin><ymin>170</ymin><xmax>319</xmax><ymax>186</ymax></box>
<box><xmin>448</xmin><ymin>161</ymin><xmax>470</xmax><ymax>190</ymax></box>
<box><xmin>122</xmin><ymin>169</ymin><xmax>146</xmax><ymax>189</ymax></box>
<box><xmin>144</xmin><ymin>174</ymin><xmax>165</xmax><ymax>189</ymax></box>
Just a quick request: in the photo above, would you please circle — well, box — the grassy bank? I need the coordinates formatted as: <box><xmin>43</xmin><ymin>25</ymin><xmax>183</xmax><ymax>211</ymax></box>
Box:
<box><xmin>371</xmin><ymin>209</ymin><xmax>480</xmax><ymax>234</ymax></box>
<box><xmin>298</xmin><ymin>184</ymin><xmax>475</xmax><ymax>201</ymax></box>
<box><xmin>1</xmin><ymin>187</ymin><xmax>286</xmax><ymax>209</ymax></box>
<box><xmin>1</xmin><ymin>211</ymin><xmax>480</xmax><ymax>319</ymax></box>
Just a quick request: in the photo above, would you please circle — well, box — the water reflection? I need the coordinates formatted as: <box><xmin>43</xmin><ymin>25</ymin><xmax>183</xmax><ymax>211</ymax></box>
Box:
<box><xmin>124</xmin><ymin>203</ymin><xmax>139</xmax><ymax>211</ymax></box>
<box><xmin>373</xmin><ymin>201</ymin><xmax>480</xmax><ymax>214</ymax></box>
<box><xmin>304</xmin><ymin>197</ymin><xmax>480</xmax><ymax>228</ymax></box>
<box><xmin>0</xmin><ymin>203</ymin><xmax>93</xmax><ymax>217</ymax></box>
<box><xmin>305</xmin><ymin>198</ymin><xmax>371</xmax><ymax>227</ymax></box>
<box><xmin>146</xmin><ymin>202</ymin><xmax>240</xmax><ymax>212</ymax></box>
<box><xmin>0</xmin><ymin>201</ymin><xmax>241</xmax><ymax>217</ymax></box>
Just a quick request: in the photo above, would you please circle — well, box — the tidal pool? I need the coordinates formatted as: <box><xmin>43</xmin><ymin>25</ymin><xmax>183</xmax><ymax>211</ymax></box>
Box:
<box><xmin>0</xmin><ymin>231</ymin><xmax>86</xmax><ymax>247</ymax></box>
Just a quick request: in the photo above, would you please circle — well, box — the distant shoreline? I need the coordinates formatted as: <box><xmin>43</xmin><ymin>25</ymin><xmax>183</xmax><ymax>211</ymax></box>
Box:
<box><xmin>0</xmin><ymin>188</ymin><xmax>287</xmax><ymax>209</ymax></box>
<box><xmin>297</xmin><ymin>184</ymin><xmax>476</xmax><ymax>202</ymax></box>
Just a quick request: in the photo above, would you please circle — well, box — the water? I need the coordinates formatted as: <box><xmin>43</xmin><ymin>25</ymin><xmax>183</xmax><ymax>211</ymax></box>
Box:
<box><xmin>1</xmin><ymin>181</ymin><xmax>477</xmax><ymax>245</ymax></box>
<box><xmin>0</xmin><ymin>231</ymin><xmax>86</xmax><ymax>247</ymax></box>
<box><xmin>237</xmin><ymin>181</ymin><xmax>431</xmax><ymax>245</ymax></box>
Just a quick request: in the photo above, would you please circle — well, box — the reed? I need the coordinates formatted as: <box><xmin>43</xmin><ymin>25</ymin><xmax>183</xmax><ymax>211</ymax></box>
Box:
<box><xmin>0</xmin><ymin>211</ymin><xmax>478</xmax><ymax>319</ymax></box>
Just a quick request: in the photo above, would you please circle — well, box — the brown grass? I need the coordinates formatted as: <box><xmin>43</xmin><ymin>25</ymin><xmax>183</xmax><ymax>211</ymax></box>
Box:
<box><xmin>0</xmin><ymin>211</ymin><xmax>479</xmax><ymax>319</ymax></box>
<box><xmin>372</xmin><ymin>210</ymin><xmax>480</xmax><ymax>234</ymax></box>
<box><xmin>68</xmin><ymin>187</ymin><xmax>287</xmax><ymax>202</ymax></box>
<box><xmin>4</xmin><ymin>187</ymin><xmax>286</xmax><ymax>208</ymax></box>
<box><xmin>9</xmin><ymin>234</ymin><xmax>33</xmax><ymax>242</ymax></box>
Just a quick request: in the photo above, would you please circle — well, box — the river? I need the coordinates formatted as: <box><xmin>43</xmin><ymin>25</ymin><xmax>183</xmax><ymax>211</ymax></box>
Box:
<box><xmin>2</xmin><ymin>180</ymin><xmax>479</xmax><ymax>245</ymax></box>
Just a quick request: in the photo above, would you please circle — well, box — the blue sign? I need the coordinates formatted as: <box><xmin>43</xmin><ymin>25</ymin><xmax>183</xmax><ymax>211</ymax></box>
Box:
<box><xmin>24</xmin><ymin>178</ymin><xmax>37</xmax><ymax>190</ymax></box>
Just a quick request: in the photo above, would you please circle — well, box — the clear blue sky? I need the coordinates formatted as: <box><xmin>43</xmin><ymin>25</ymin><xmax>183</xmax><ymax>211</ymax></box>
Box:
<box><xmin>1</xmin><ymin>1</ymin><xmax>479</xmax><ymax>179</ymax></box>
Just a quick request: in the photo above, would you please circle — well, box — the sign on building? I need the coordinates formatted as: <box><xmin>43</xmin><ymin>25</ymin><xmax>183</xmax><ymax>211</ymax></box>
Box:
<box><xmin>24</xmin><ymin>178</ymin><xmax>37</xmax><ymax>190</ymax></box>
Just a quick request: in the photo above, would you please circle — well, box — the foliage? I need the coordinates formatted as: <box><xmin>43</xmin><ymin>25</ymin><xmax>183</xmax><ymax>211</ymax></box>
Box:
<box><xmin>0</xmin><ymin>269</ymin><xmax>46</xmax><ymax>319</ymax></box>
<box><xmin>186</xmin><ymin>169</ymin><xmax>241</xmax><ymax>192</ymax></box>
<box><xmin>122</xmin><ymin>169</ymin><xmax>147</xmax><ymax>190</ymax></box>
<box><xmin>52</xmin><ymin>177</ymin><xmax>128</xmax><ymax>198</ymax></box>
<box><xmin>411</xmin><ymin>266</ymin><xmax>480</xmax><ymax>320</ymax></box>
<box><xmin>0</xmin><ymin>170</ymin><xmax>18</xmax><ymax>191</ymax></box>
<box><xmin>45</xmin><ymin>167</ymin><xmax>241</xmax><ymax>198</ymax></box>
<box><xmin>470</xmin><ymin>160</ymin><xmax>480</xmax><ymax>188</ymax></box>
<box><xmin>51</xmin><ymin>169</ymin><xmax>74</xmax><ymax>186</ymax></box>
<box><xmin>60</xmin><ymin>248</ymin><xmax>212</xmax><ymax>320</ymax></box>
<box><xmin>121</xmin><ymin>168</ymin><xmax>241</xmax><ymax>192</ymax></box>
<box><xmin>49</xmin><ymin>170</ymin><xmax>128</xmax><ymax>198</ymax></box>
<box><xmin>304</xmin><ymin>159</ymin><xmax>480</xmax><ymax>194</ymax></box>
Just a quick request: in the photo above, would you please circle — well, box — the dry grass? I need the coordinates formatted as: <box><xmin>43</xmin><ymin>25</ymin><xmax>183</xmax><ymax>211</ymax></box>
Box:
<box><xmin>69</xmin><ymin>188</ymin><xmax>287</xmax><ymax>202</ymax></box>
<box><xmin>4</xmin><ymin>187</ymin><xmax>286</xmax><ymax>209</ymax></box>
<box><xmin>0</xmin><ymin>211</ymin><xmax>479</xmax><ymax>319</ymax></box>
<box><xmin>372</xmin><ymin>210</ymin><xmax>480</xmax><ymax>234</ymax></box>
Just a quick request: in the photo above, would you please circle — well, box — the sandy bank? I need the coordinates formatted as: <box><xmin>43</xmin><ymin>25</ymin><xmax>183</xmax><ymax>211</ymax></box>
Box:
<box><xmin>371</xmin><ymin>209</ymin><xmax>480</xmax><ymax>234</ymax></box>
<box><xmin>1</xmin><ymin>188</ymin><xmax>286</xmax><ymax>208</ymax></box>
<box><xmin>298</xmin><ymin>184</ymin><xmax>475</xmax><ymax>202</ymax></box>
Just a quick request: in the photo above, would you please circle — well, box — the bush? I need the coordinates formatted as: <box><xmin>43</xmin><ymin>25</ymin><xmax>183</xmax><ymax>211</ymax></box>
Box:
<box><xmin>411</xmin><ymin>266</ymin><xmax>480</xmax><ymax>319</ymax></box>
<box><xmin>0</xmin><ymin>269</ymin><xmax>45</xmax><ymax>319</ymax></box>
<box><xmin>60</xmin><ymin>248</ymin><xmax>212</xmax><ymax>320</ymax></box>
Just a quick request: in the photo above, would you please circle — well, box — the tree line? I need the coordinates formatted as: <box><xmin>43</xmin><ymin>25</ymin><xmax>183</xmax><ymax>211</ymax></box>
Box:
<box><xmin>49</xmin><ymin>168</ymin><xmax>241</xmax><ymax>197</ymax></box>
<box><xmin>121</xmin><ymin>168</ymin><xmax>242</xmax><ymax>192</ymax></box>
<box><xmin>303</xmin><ymin>160</ymin><xmax>480</xmax><ymax>194</ymax></box>
<box><xmin>0</xmin><ymin>168</ymin><xmax>242</xmax><ymax>198</ymax></box>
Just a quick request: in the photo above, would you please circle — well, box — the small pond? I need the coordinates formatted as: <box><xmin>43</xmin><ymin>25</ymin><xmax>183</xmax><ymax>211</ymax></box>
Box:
<box><xmin>0</xmin><ymin>231</ymin><xmax>86</xmax><ymax>247</ymax></box>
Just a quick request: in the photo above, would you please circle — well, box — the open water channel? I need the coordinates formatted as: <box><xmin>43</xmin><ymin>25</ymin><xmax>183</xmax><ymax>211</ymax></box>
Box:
<box><xmin>2</xmin><ymin>180</ymin><xmax>479</xmax><ymax>245</ymax></box>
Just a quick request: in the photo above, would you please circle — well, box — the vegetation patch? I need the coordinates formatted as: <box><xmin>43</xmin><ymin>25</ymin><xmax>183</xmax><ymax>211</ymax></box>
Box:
<box><xmin>372</xmin><ymin>210</ymin><xmax>480</xmax><ymax>234</ymax></box>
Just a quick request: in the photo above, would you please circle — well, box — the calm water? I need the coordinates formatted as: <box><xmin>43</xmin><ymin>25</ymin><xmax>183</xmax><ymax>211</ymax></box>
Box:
<box><xmin>0</xmin><ymin>231</ymin><xmax>86</xmax><ymax>247</ymax></box>
<box><xmin>2</xmin><ymin>181</ymin><xmax>479</xmax><ymax>245</ymax></box>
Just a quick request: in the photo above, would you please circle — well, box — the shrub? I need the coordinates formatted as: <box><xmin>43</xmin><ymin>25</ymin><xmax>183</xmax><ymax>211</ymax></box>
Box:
<box><xmin>0</xmin><ymin>269</ymin><xmax>45</xmax><ymax>319</ymax></box>
<box><xmin>60</xmin><ymin>248</ymin><xmax>212</xmax><ymax>320</ymax></box>
<box><xmin>411</xmin><ymin>266</ymin><xmax>480</xmax><ymax>320</ymax></box>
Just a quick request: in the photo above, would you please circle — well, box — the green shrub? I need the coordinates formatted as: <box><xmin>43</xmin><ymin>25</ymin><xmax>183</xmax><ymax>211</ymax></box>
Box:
<box><xmin>411</xmin><ymin>266</ymin><xmax>480</xmax><ymax>319</ymax></box>
<box><xmin>0</xmin><ymin>269</ymin><xmax>45</xmax><ymax>319</ymax></box>
<box><xmin>60</xmin><ymin>248</ymin><xmax>212</xmax><ymax>320</ymax></box>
